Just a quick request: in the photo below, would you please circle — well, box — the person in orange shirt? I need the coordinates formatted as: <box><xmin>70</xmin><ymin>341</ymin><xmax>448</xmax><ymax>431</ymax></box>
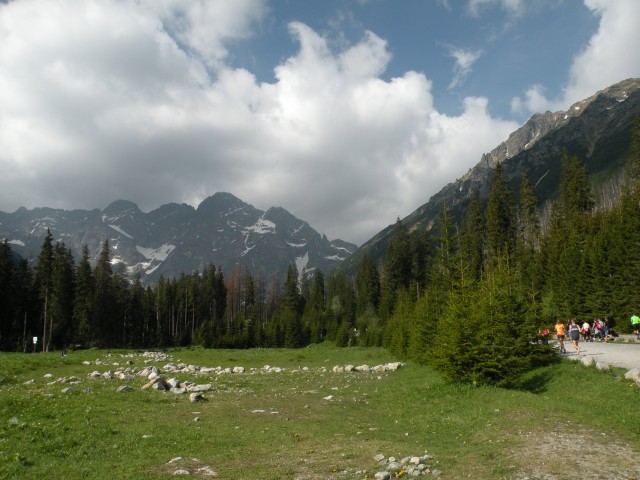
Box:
<box><xmin>554</xmin><ymin>319</ymin><xmax>566</xmax><ymax>353</ymax></box>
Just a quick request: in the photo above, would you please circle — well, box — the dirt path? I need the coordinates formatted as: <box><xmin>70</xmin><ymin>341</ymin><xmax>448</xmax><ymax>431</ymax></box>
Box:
<box><xmin>555</xmin><ymin>335</ymin><xmax>640</xmax><ymax>370</ymax></box>
<box><xmin>511</xmin><ymin>335</ymin><xmax>640</xmax><ymax>479</ymax></box>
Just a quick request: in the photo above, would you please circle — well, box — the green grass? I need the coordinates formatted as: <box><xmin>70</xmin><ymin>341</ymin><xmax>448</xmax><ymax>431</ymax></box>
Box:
<box><xmin>1</xmin><ymin>345</ymin><xmax>639</xmax><ymax>479</ymax></box>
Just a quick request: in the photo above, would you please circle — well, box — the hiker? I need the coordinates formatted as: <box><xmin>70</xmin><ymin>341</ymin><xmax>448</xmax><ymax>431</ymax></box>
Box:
<box><xmin>554</xmin><ymin>319</ymin><xmax>566</xmax><ymax>353</ymax></box>
<box><xmin>539</xmin><ymin>326</ymin><xmax>550</xmax><ymax>345</ymax></box>
<box><xmin>568</xmin><ymin>318</ymin><xmax>581</xmax><ymax>354</ymax></box>
<box><xmin>632</xmin><ymin>314</ymin><xmax>640</xmax><ymax>340</ymax></box>
<box><xmin>592</xmin><ymin>319</ymin><xmax>604</xmax><ymax>342</ymax></box>
<box><xmin>581</xmin><ymin>320</ymin><xmax>592</xmax><ymax>342</ymax></box>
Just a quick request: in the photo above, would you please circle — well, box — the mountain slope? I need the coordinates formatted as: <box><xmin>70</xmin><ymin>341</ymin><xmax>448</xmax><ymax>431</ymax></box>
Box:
<box><xmin>0</xmin><ymin>192</ymin><xmax>356</xmax><ymax>284</ymax></box>
<box><xmin>339</xmin><ymin>78</ymin><xmax>640</xmax><ymax>273</ymax></box>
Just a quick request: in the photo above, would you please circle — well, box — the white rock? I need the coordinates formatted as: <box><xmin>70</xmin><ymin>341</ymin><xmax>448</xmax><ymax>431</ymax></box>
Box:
<box><xmin>232</xmin><ymin>366</ymin><xmax>245</xmax><ymax>374</ymax></box>
<box><xmin>580</xmin><ymin>357</ymin><xmax>594</xmax><ymax>367</ymax></box>
<box><xmin>624</xmin><ymin>368</ymin><xmax>640</xmax><ymax>382</ymax></box>
<box><xmin>189</xmin><ymin>393</ymin><xmax>206</xmax><ymax>403</ymax></box>
<box><xmin>167</xmin><ymin>378</ymin><xmax>180</xmax><ymax>388</ymax></box>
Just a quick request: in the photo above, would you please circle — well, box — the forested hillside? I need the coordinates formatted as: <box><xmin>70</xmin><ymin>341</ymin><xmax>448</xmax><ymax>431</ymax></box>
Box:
<box><xmin>2</xmin><ymin>119</ymin><xmax>639</xmax><ymax>386</ymax></box>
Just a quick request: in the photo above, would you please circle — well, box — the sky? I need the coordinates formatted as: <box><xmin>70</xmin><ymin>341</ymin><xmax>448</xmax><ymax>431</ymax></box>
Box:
<box><xmin>1</xmin><ymin>0</ymin><xmax>639</xmax><ymax>246</ymax></box>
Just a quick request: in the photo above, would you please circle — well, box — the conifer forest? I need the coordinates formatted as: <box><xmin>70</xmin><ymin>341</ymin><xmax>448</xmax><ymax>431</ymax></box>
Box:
<box><xmin>1</xmin><ymin>118</ymin><xmax>639</xmax><ymax>386</ymax></box>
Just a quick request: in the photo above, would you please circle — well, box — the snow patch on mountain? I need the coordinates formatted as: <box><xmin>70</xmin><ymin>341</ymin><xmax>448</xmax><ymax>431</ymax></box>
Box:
<box><xmin>295</xmin><ymin>252</ymin><xmax>309</xmax><ymax>278</ymax></box>
<box><xmin>244</xmin><ymin>216</ymin><xmax>276</xmax><ymax>235</ymax></box>
<box><xmin>8</xmin><ymin>239</ymin><xmax>25</xmax><ymax>247</ymax></box>
<box><xmin>136</xmin><ymin>244</ymin><xmax>176</xmax><ymax>262</ymax></box>
<box><xmin>287</xmin><ymin>241</ymin><xmax>307</xmax><ymax>248</ymax></box>
<box><xmin>109</xmin><ymin>224</ymin><xmax>133</xmax><ymax>239</ymax></box>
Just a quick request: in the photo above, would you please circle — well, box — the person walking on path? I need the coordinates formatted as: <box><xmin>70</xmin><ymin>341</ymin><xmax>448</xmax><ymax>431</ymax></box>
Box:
<box><xmin>632</xmin><ymin>314</ymin><xmax>640</xmax><ymax>340</ymax></box>
<box><xmin>554</xmin><ymin>319</ymin><xmax>567</xmax><ymax>353</ymax></box>
<box><xmin>568</xmin><ymin>318</ymin><xmax>581</xmax><ymax>355</ymax></box>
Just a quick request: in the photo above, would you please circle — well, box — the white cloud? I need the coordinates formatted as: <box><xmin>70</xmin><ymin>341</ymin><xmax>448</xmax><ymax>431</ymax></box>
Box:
<box><xmin>512</xmin><ymin>0</ymin><xmax>640</xmax><ymax>115</ymax></box>
<box><xmin>447</xmin><ymin>46</ymin><xmax>483</xmax><ymax>89</ymax></box>
<box><xmin>510</xmin><ymin>84</ymin><xmax>555</xmax><ymax>115</ymax></box>
<box><xmin>0</xmin><ymin>0</ymin><xmax>518</xmax><ymax>245</ymax></box>
<box><xmin>467</xmin><ymin>0</ymin><xmax>524</xmax><ymax>18</ymax></box>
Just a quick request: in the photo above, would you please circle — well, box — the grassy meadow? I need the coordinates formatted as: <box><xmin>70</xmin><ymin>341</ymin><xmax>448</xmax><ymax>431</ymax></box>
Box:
<box><xmin>1</xmin><ymin>344</ymin><xmax>640</xmax><ymax>479</ymax></box>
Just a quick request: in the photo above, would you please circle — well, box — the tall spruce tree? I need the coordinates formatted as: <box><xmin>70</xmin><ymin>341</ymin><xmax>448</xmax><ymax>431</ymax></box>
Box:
<box><xmin>486</xmin><ymin>162</ymin><xmax>517</xmax><ymax>262</ymax></box>
<box><xmin>0</xmin><ymin>240</ymin><xmax>16</xmax><ymax>350</ymax></box>
<box><xmin>73</xmin><ymin>245</ymin><xmax>94</xmax><ymax>345</ymax></box>
<box><xmin>458</xmin><ymin>190</ymin><xmax>485</xmax><ymax>281</ymax></box>
<box><xmin>92</xmin><ymin>239</ymin><xmax>115</xmax><ymax>346</ymax></box>
<box><xmin>380</xmin><ymin>218</ymin><xmax>411</xmax><ymax>320</ymax></box>
<box><xmin>49</xmin><ymin>242</ymin><xmax>75</xmax><ymax>349</ymax></box>
<box><xmin>34</xmin><ymin>229</ymin><xmax>54</xmax><ymax>351</ymax></box>
<box><xmin>628</xmin><ymin>116</ymin><xmax>640</xmax><ymax>186</ymax></box>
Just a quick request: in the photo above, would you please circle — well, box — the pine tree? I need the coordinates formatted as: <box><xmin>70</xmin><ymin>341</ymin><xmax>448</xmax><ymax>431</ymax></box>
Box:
<box><xmin>34</xmin><ymin>229</ymin><xmax>54</xmax><ymax>351</ymax></box>
<box><xmin>73</xmin><ymin>245</ymin><xmax>94</xmax><ymax>345</ymax></box>
<box><xmin>458</xmin><ymin>190</ymin><xmax>485</xmax><ymax>281</ymax></box>
<box><xmin>486</xmin><ymin>162</ymin><xmax>517</xmax><ymax>262</ymax></box>
<box><xmin>628</xmin><ymin>116</ymin><xmax>640</xmax><ymax>187</ymax></box>
<box><xmin>355</xmin><ymin>255</ymin><xmax>380</xmax><ymax>316</ymax></box>
<box><xmin>518</xmin><ymin>170</ymin><xmax>540</xmax><ymax>251</ymax></box>
<box><xmin>92</xmin><ymin>239</ymin><xmax>115</xmax><ymax>347</ymax></box>
<box><xmin>558</xmin><ymin>150</ymin><xmax>594</xmax><ymax>222</ymax></box>
<box><xmin>49</xmin><ymin>242</ymin><xmax>75</xmax><ymax>350</ymax></box>
<box><xmin>0</xmin><ymin>240</ymin><xmax>16</xmax><ymax>350</ymax></box>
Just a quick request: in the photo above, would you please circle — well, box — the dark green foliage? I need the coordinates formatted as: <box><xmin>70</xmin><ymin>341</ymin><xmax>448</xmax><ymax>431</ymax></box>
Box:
<box><xmin>3</xmin><ymin>131</ymin><xmax>640</xmax><ymax>358</ymax></box>
<box><xmin>627</xmin><ymin>116</ymin><xmax>640</xmax><ymax>186</ymax></box>
<box><xmin>458</xmin><ymin>190</ymin><xmax>485</xmax><ymax>281</ymax></box>
<box><xmin>431</xmin><ymin>256</ymin><xmax>553</xmax><ymax>387</ymax></box>
<box><xmin>486</xmin><ymin>162</ymin><xmax>517</xmax><ymax>261</ymax></box>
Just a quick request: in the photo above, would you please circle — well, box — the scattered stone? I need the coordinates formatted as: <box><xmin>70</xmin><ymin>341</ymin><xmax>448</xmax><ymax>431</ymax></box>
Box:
<box><xmin>142</xmin><ymin>378</ymin><xmax>163</xmax><ymax>390</ymax></box>
<box><xmin>369</xmin><ymin>453</ymin><xmax>438</xmax><ymax>479</ymax></box>
<box><xmin>580</xmin><ymin>357</ymin><xmax>594</xmax><ymax>367</ymax></box>
<box><xmin>624</xmin><ymin>368</ymin><xmax>640</xmax><ymax>382</ymax></box>
<box><xmin>116</xmin><ymin>385</ymin><xmax>132</xmax><ymax>393</ymax></box>
<box><xmin>189</xmin><ymin>392</ymin><xmax>206</xmax><ymax>403</ymax></box>
<box><xmin>61</xmin><ymin>387</ymin><xmax>74</xmax><ymax>394</ymax></box>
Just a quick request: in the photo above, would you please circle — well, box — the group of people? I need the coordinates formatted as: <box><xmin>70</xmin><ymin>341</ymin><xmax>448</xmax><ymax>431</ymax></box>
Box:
<box><xmin>550</xmin><ymin>315</ymin><xmax>640</xmax><ymax>355</ymax></box>
<box><xmin>552</xmin><ymin>318</ymin><xmax>609</xmax><ymax>355</ymax></box>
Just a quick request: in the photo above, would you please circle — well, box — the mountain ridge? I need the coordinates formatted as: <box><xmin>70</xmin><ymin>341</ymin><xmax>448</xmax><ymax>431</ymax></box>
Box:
<box><xmin>0</xmin><ymin>192</ymin><xmax>356</xmax><ymax>284</ymax></box>
<box><xmin>338</xmin><ymin>78</ymin><xmax>640</xmax><ymax>273</ymax></box>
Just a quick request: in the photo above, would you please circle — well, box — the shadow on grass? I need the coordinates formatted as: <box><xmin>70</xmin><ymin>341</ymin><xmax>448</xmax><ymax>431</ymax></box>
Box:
<box><xmin>511</xmin><ymin>368</ymin><xmax>555</xmax><ymax>394</ymax></box>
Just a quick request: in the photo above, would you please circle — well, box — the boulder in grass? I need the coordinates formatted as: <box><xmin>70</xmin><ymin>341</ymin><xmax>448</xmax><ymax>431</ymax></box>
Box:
<box><xmin>189</xmin><ymin>393</ymin><xmax>206</xmax><ymax>403</ymax></box>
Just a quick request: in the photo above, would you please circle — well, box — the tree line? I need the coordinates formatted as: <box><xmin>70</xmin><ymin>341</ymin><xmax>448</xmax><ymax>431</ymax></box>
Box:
<box><xmin>1</xmin><ymin>119</ymin><xmax>639</xmax><ymax>386</ymax></box>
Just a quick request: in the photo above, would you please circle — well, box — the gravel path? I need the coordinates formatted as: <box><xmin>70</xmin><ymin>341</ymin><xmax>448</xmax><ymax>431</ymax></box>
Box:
<box><xmin>554</xmin><ymin>335</ymin><xmax>640</xmax><ymax>370</ymax></box>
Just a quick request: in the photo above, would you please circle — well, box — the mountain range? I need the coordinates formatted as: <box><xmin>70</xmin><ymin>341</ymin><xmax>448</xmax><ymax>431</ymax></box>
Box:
<box><xmin>0</xmin><ymin>192</ymin><xmax>356</xmax><ymax>284</ymax></box>
<box><xmin>2</xmin><ymin>78</ymin><xmax>639</xmax><ymax>283</ymax></box>
<box><xmin>338</xmin><ymin>77</ymin><xmax>640</xmax><ymax>273</ymax></box>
